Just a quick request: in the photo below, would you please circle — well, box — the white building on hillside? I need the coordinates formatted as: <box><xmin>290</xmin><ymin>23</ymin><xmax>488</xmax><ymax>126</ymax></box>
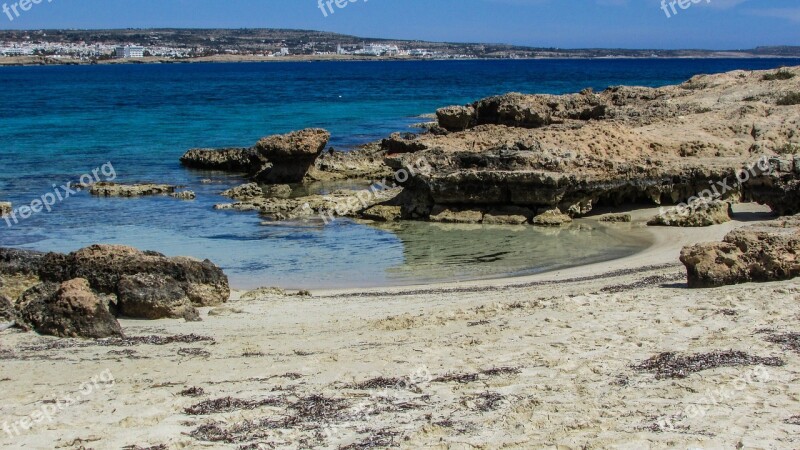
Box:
<box><xmin>115</xmin><ymin>46</ymin><xmax>145</xmax><ymax>59</ymax></box>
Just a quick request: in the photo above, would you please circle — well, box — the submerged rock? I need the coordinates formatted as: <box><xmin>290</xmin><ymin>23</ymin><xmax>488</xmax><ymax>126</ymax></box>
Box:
<box><xmin>429</xmin><ymin>206</ymin><xmax>484</xmax><ymax>224</ymax></box>
<box><xmin>599</xmin><ymin>213</ymin><xmax>632</xmax><ymax>223</ymax></box>
<box><xmin>222</xmin><ymin>183</ymin><xmax>264</xmax><ymax>201</ymax></box>
<box><xmin>171</xmin><ymin>190</ymin><xmax>196</xmax><ymax>200</ymax></box>
<box><xmin>680</xmin><ymin>216</ymin><xmax>800</xmax><ymax>288</ymax></box>
<box><xmin>263</xmin><ymin>184</ymin><xmax>293</xmax><ymax>199</ymax></box>
<box><xmin>483</xmin><ymin>206</ymin><xmax>534</xmax><ymax>225</ymax></box>
<box><xmin>89</xmin><ymin>182</ymin><xmax>176</xmax><ymax>197</ymax></box>
<box><xmin>19</xmin><ymin>278</ymin><xmax>123</xmax><ymax>339</ymax></box>
<box><xmin>361</xmin><ymin>205</ymin><xmax>402</xmax><ymax>222</ymax></box>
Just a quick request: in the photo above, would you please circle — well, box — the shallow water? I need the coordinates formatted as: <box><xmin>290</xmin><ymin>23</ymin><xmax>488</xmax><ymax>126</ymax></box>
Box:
<box><xmin>1</xmin><ymin>59</ymin><xmax>797</xmax><ymax>288</ymax></box>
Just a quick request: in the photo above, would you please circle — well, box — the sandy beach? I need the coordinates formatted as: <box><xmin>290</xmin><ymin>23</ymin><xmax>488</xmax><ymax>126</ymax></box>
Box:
<box><xmin>2</xmin><ymin>204</ymin><xmax>798</xmax><ymax>449</ymax></box>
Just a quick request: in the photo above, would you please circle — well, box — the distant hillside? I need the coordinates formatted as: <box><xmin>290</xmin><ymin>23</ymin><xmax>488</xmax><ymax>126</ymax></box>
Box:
<box><xmin>1</xmin><ymin>29</ymin><xmax>799</xmax><ymax>60</ymax></box>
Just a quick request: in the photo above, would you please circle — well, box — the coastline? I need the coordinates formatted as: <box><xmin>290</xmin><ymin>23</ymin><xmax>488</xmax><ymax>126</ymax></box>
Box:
<box><xmin>1</xmin><ymin>53</ymin><xmax>799</xmax><ymax>67</ymax></box>
<box><xmin>3</xmin><ymin>203</ymin><xmax>798</xmax><ymax>449</ymax></box>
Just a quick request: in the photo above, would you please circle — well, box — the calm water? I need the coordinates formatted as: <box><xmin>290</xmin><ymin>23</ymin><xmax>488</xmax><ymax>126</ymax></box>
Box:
<box><xmin>1</xmin><ymin>58</ymin><xmax>797</xmax><ymax>289</ymax></box>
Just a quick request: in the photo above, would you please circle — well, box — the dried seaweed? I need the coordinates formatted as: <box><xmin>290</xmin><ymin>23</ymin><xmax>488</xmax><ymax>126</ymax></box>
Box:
<box><xmin>121</xmin><ymin>445</ymin><xmax>168</xmax><ymax>450</ymax></box>
<box><xmin>23</xmin><ymin>333</ymin><xmax>215</xmax><ymax>351</ymax></box>
<box><xmin>467</xmin><ymin>320</ymin><xmax>491</xmax><ymax>327</ymax></box>
<box><xmin>433</xmin><ymin>366</ymin><xmax>521</xmax><ymax>384</ymax></box>
<box><xmin>290</xmin><ymin>394</ymin><xmax>348</xmax><ymax>421</ymax></box>
<box><xmin>633</xmin><ymin>350</ymin><xmax>784</xmax><ymax>379</ymax></box>
<box><xmin>107</xmin><ymin>349</ymin><xmax>144</xmax><ymax>359</ymax></box>
<box><xmin>764</xmin><ymin>333</ymin><xmax>800</xmax><ymax>354</ymax></box>
<box><xmin>188</xmin><ymin>396</ymin><xmax>345</xmax><ymax>444</ymax></box>
<box><xmin>600</xmin><ymin>273</ymin><xmax>684</xmax><ymax>293</ymax></box>
<box><xmin>177</xmin><ymin>347</ymin><xmax>211</xmax><ymax>358</ymax></box>
<box><xmin>339</xmin><ymin>429</ymin><xmax>399</xmax><ymax>450</ymax></box>
<box><xmin>432</xmin><ymin>372</ymin><xmax>479</xmax><ymax>384</ymax></box>
<box><xmin>785</xmin><ymin>416</ymin><xmax>800</xmax><ymax>425</ymax></box>
<box><xmin>179</xmin><ymin>386</ymin><xmax>205</xmax><ymax>397</ymax></box>
<box><xmin>481</xmin><ymin>367</ymin><xmax>521</xmax><ymax>377</ymax></box>
<box><xmin>470</xmin><ymin>391</ymin><xmax>507</xmax><ymax>412</ymax></box>
<box><xmin>185</xmin><ymin>396</ymin><xmax>282</xmax><ymax>415</ymax></box>
<box><xmin>348</xmin><ymin>376</ymin><xmax>410</xmax><ymax>390</ymax></box>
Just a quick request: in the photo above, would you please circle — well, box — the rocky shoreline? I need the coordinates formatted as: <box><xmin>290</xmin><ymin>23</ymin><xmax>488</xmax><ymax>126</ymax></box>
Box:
<box><xmin>181</xmin><ymin>66</ymin><xmax>800</xmax><ymax>227</ymax></box>
<box><xmin>2</xmin><ymin>66</ymin><xmax>800</xmax><ymax>341</ymax></box>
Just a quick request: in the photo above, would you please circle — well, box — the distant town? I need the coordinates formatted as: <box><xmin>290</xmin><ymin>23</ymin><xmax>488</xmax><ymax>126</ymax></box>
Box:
<box><xmin>1</xmin><ymin>29</ymin><xmax>799</xmax><ymax>65</ymax></box>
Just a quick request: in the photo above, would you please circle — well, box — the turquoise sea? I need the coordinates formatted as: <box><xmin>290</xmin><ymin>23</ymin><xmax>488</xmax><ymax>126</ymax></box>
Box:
<box><xmin>1</xmin><ymin>58</ymin><xmax>798</xmax><ymax>288</ymax></box>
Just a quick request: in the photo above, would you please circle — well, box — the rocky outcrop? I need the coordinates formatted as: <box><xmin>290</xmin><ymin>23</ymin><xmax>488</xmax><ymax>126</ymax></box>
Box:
<box><xmin>1</xmin><ymin>244</ymin><xmax>229</xmax><ymax>313</ymax></box>
<box><xmin>680</xmin><ymin>216</ymin><xmax>800</xmax><ymax>288</ymax></box>
<box><xmin>744</xmin><ymin>156</ymin><xmax>800</xmax><ymax>216</ymax></box>
<box><xmin>117</xmin><ymin>273</ymin><xmax>200</xmax><ymax>321</ymax></box>
<box><xmin>19</xmin><ymin>278</ymin><xmax>123</xmax><ymax>338</ymax></box>
<box><xmin>648</xmin><ymin>199</ymin><xmax>731</xmax><ymax>227</ymax></box>
<box><xmin>180</xmin><ymin>147</ymin><xmax>260</xmax><ymax>172</ymax></box>
<box><xmin>90</xmin><ymin>183</ymin><xmax>176</xmax><ymax>197</ymax></box>
<box><xmin>254</xmin><ymin>128</ymin><xmax>330</xmax><ymax>183</ymax></box>
<box><xmin>386</xmin><ymin>66</ymin><xmax>800</xmax><ymax>220</ymax></box>
<box><xmin>0</xmin><ymin>202</ymin><xmax>11</xmax><ymax>217</ymax></box>
<box><xmin>308</xmin><ymin>144</ymin><xmax>394</xmax><ymax>181</ymax></box>
<box><xmin>38</xmin><ymin>245</ymin><xmax>229</xmax><ymax>307</ymax></box>
<box><xmin>470</xmin><ymin>90</ymin><xmax>608</xmax><ymax>129</ymax></box>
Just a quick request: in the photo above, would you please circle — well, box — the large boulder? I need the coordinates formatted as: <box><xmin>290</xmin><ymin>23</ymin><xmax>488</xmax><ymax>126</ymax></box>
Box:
<box><xmin>254</xmin><ymin>129</ymin><xmax>330</xmax><ymax>183</ymax></box>
<box><xmin>38</xmin><ymin>245</ymin><xmax>229</xmax><ymax>307</ymax></box>
<box><xmin>680</xmin><ymin>216</ymin><xmax>800</xmax><ymax>288</ymax></box>
<box><xmin>0</xmin><ymin>202</ymin><xmax>11</xmax><ymax>217</ymax></box>
<box><xmin>117</xmin><ymin>273</ymin><xmax>200</xmax><ymax>321</ymax></box>
<box><xmin>180</xmin><ymin>147</ymin><xmax>261</xmax><ymax>172</ymax></box>
<box><xmin>19</xmin><ymin>278</ymin><xmax>123</xmax><ymax>338</ymax></box>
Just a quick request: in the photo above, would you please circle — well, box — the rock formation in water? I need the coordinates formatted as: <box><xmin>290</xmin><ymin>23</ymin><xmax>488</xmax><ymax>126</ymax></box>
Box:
<box><xmin>182</xmin><ymin>67</ymin><xmax>800</xmax><ymax>225</ymax></box>
<box><xmin>89</xmin><ymin>183</ymin><xmax>177</xmax><ymax>197</ymax></box>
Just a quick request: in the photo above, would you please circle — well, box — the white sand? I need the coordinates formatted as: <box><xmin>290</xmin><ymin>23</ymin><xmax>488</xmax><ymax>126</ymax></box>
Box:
<box><xmin>1</xmin><ymin>205</ymin><xmax>798</xmax><ymax>449</ymax></box>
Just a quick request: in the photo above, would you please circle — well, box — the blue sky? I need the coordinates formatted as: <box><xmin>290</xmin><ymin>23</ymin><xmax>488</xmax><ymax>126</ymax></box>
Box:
<box><xmin>0</xmin><ymin>0</ymin><xmax>798</xmax><ymax>49</ymax></box>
